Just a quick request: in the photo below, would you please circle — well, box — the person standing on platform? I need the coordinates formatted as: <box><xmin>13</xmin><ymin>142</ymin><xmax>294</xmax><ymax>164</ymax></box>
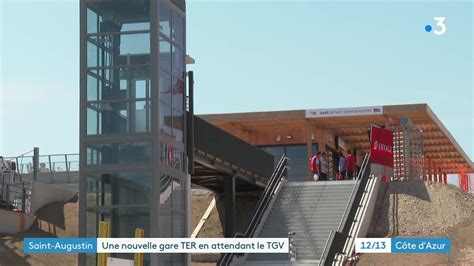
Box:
<box><xmin>337</xmin><ymin>150</ymin><xmax>346</xmax><ymax>180</ymax></box>
<box><xmin>310</xmin><ymin>152</ymin><xmax>321</xmax><ymax>181</ymax></box>
<box><xmin>319</xmin><ymin>152</ymin><xmax>329</xmax><ymax>181</ymax></box>
<box><xmin>345</xmin><ymin>149</ymin><xmax>356</xmax><ymax>180</ymax></box>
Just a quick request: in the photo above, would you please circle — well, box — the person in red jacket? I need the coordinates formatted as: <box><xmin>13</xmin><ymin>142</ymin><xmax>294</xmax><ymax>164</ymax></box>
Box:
<box><xmin>345</xmin><ymin>149</ymin><xmax>356</xmax><ymax>180</ymax></box>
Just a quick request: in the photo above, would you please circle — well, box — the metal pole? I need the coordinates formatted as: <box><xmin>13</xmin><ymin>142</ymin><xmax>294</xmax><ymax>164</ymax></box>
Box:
<box><xmin>22</xmin><ymin>182</ymin><xmax>26</xmax><ymax>212</ymax></box>
<box><xmin>187</xmin><ymin>71</ymin><xmax>194</xmax><ymax>175</ymax></box>
<box><xmin>49</xmin><ymin>155</ymin><xmax>53</xmax><ymax>183</ymax></box>
<box><xmin>33</xmin><ymin>147</ymin><xmax>39</xmax><ymax>181</ymax></box>
<box><xmin>65</xmin><ymin>154</ymin><xmax>71</xmax><ymax>183</ymax></box>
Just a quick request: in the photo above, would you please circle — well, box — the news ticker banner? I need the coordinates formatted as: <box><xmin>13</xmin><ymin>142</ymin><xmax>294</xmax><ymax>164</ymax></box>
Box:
<box><xmin>355</xmin><ymin>238</ymin><xmax>450</xmax><ymax>254</ymax></box>
<box><xmin>24</xmin><ymin>238</ymin><xmax>289</xmax><ymax>254</ymax></box>
<box><xmin>24</xmin><ymin>237</ymin><xmax>450</xmax><ymax>254</ymax></box>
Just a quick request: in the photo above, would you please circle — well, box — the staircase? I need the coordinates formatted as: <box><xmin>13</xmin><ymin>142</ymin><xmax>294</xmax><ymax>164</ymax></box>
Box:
<box><xmin>243</xmin><ymin>180</ymin><xmax>355</xmax><ymax>265</ymax></box>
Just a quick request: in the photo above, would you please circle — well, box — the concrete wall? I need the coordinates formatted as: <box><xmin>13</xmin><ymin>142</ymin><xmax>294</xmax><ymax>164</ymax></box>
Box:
<box><xmin>0</xmin><ymin>209</ymin><xmax>35</xmax><ymax>234</ymax></box>
<box><xmin>30</xmin><ymin>181</ymin><xmax>77</xmax><ymax>214</ymax></box>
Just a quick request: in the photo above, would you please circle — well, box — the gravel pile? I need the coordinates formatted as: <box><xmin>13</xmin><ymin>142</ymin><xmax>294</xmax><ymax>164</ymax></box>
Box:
<box><xmin>370</xmin><ymin>181</ymin><xmax>474</xmax><ymax>237</ymax></box>
<box><xmin>359</xmin><ymin>180</ymin><xmax>474</xmax><ymax>265</ymax></box>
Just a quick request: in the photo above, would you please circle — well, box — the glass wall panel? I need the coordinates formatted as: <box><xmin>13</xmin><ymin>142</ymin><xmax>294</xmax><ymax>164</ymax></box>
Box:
<box><xmin>86</xmin><ymin>100</ymin><xmax>150</xmax><ymax>135</ymax></box>
<box><xmin>171</xmin><ymin>44</ymin><xmax>184</xmax><ymax>78</ymax></box>
<box><xmin>172</xmin><ymin>110</ymin><xmax>184</xmax><ymax>142</ymax></box>
<box><xmin>172</xmin><ymin>212</ymin><xmax>185</xmax><ymax>237</ymax></box>
<box><xmin>87</xmin><ymin>34</ymin><xmax>151</xmax><ymax>68</ymax></box>
<box><xmin>159</xmin><ymin>103</ymin><xmax>172</xmax><ymax>136</ymax></box>
<box><xmin>171</xmin><ymin>11</ymin><xmax>184</xmax><ymax>47</ymax></box>
<box><xmin>159</xmin><ymin>36</ymin><xmax>171</xmax><ymax>71</ymax></box>
<box><xmin>160</xmin><ymin>144</ymin><xmax>183</xmax><ymax>170</ymax></box>
<box><xmin>172</xmin><ymin>178</ymin><xmax>185</xmax><ymax>211</ymax></box>
<box><xmin>87</xmin><ymin>74</ymin><xmax>99</xmax><ymax>101</ymax></box>
<box><xmin>160</xmin><ymin>175</ymin><xmax>173</xmax><ymax>208</ymax></box>
<box><xmin>86</xmin><ymin>210</ymin><xmax>98</xmax><ymax>238</ymax></box>
<box><xmin>86</xmin><ymin>142</ymin><xmax>152</xmax><ymax>165</ymax></box>
<box><xmin>86</xmin><ymin>171</ymin><xmax>152</xmax><ymax>207</ymax></box>
<box><xmin>87</xmin><ymin>8</ymin><xmax>98</xmax><ymax>34</ymax></box>
<box><xmin>87</xmin><ymin>107</ymin><xmax>101</xmax><ymax>135</ymax></box>
<box><xmin>87</xmin><ymin>68</ymin><xmax>150</xmax><ymax>101</ymax></box>
<box><xmin>87</xmin><ymin>41</ymin><xmax>98</xmax><ymax>67</ymax></box>
<box><xmin>159</xmin><ymin>2</ymin><xmax>171</xmax><ymax>38</ymax></box>
<box><xmin>86</xmin><ymin>2</ymin><xmax>150</xmax><ymax>34</ymax></box>
<box><xmin>171</xmin><ymin>77</ymin><xmax>184</xmax><ymax>111</ymax></box>
<box><xmin>159</xmin><ymin>70</ymin><xmax>172</xmax><ymax>105</ymax></box>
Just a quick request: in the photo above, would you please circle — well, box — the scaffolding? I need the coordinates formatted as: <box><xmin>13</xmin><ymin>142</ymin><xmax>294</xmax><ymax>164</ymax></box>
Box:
<box><xmin>392</xmin><ymin>117</ymin><xmax>424</xmax><ymax>180</ymax></box>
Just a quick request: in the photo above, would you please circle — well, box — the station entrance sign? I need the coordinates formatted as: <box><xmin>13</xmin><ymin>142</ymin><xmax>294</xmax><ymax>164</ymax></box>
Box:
<box><xmin>370</xmin><ymin>126</ymin><xmax>394</xmax><ymax>177</ymax></box>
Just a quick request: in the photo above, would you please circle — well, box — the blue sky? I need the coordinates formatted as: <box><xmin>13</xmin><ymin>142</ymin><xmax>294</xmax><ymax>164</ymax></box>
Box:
<box><xmin>0</xmin><ymin>0</ymin><xmax>472</xmax><ymax>160</ymax></box>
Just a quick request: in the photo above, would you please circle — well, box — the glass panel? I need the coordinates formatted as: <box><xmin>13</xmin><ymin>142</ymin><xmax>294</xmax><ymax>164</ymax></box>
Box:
<box><xmin>87</xmin><ymin>74</ymin><xmax>98</xmax><ymax>101</ymax></box>
<box><xmin>171</xmin><ymin>10</ymin><xmax>184</xmax><ymax>47</ymax></box>
<box><xmin>172</xmin><ymin>178</ymin><xmax>185</xmax><ymax>212</ymax></box>
<box><xmin>132</xmin><ymin>100</ymin><xmax>151</xmax><ymax>132</ymax></box>
<box><xmin>86</xmin><ymin>1</ymin><xmax>150</xmax><ymax>33</ymax></box>
<box><xmin>87</xmin><ymin>68</ymin><xmax>150</xmax><ymax>101</ymax></box>
<box><xmin>159</xmin><ymin>103</ymin><xmax>172</xmax><ymax>137</ymax></box>
<box><xmin>135</xmin><ymin>80</ymin><xmax>149</xmax><ymax>99</ymax></box>
<box><xmin>172</xmin><ymin>109</ymin><xmax>184</xmax><ymax>142</ymax></box>
<box><xmin>159</xmin><ymin>36</ymin><xmax>171</xmax><ymax>71</ymax></box>
<box><xmin>87</xmin><ymin>8</ymin><xmax>98</xmax><ymax>34</ymax></box>
<box><xmin>86</xmin><ymin>171</ymin><xmax>152</xmax><ymax>206</ymax></box>
<box><xmin>89</xmin><ymin>206</ymin><xmax>150</xmax><ymax>248</ymax></box>
<box><xmin>159</xmin><ymin>208</ymin><xmax>171</xmax><ymax>264</ymax></box>
<box><xmin>121</xmin><ymin>33</ymin><xmax>150</xmax><ymax>54</ymax></box>
<box><xmin>87</xmin><ymin>107</ymin><xmax>100</xmax><ymax>135</ymax></box>
<box><xmin>86</xmin><ymin>210</ymin><xmax>98</xmax><ymax>238</ymax></box>
<box><xmin>171</xmin><ymin>77</ymin><xmax>184</xmax><ymax>111</ymax></box>
<box><xmin>159</xmin><ymin>2</ymin><xmax>171</xmax><ymax>38</ymax></box>
<box><xmin>86</xmin><ymin>100</ymin><xmax>150</xmax><ymax>135</ymax></box>
<box><xmin>87</xmin><ymin>41</ymin><xmax>98</xmax><ymax>67</ymax></box>
<box><xmin>160</xmin><ymin>144</ymin><xmax>172</xmax><ymax>167</ymax></box>
<box><xmin>172</xmin><ymin>212</ymin><xmax>185</xmax><ymax>237</ymax></box>
<box><xmin>159</xmin><ymin>70</ymin><xmax>172</xmax><ymax>105</ymax></box>
<box><xmin>171</xmin><ymin>44</ymin><xmax>184</xmax><ymax>78</ymax></box>
<box><xmin>86</xmin><ymin>142</ymin><xmax>152</xmax><ymax>165</ymax></box>
<box><xmin>160</xmin><ymin>175</ymin><xmax>173</xmax><ymax>208</ymax></box>
<box><xmin>87</xmin><ymin>34</ymin><xmax>151</xmax><ymax>67</ymax></box>
<box><xmin>160</xmin><ymin>144</ymin><xmax>183</xmax><ymax>170</ymax></box>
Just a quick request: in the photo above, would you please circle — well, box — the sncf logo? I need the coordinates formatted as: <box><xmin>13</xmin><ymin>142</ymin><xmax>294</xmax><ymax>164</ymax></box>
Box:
<box><xmin>373</xmin><ymin>141</ymin><xmax>393</xmax><ymax>153</ymax></box>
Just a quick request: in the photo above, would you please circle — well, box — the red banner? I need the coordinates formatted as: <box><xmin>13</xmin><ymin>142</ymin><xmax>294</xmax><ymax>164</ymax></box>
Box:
<box><xmin>370</xmin><ymin>126</ymin><xmax>394</xmax><ymax>168</ymax></box>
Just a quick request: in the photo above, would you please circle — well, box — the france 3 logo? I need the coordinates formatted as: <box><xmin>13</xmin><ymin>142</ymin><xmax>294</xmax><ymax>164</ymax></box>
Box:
<box><xmin>425</xmin><ymin>17</ymin><xmax>446</xmax><ymax>36</ymax></box>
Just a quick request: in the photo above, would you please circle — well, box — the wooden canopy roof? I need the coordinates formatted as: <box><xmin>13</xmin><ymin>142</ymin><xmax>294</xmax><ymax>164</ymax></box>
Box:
<box><xmin>199</xmin><ymin>104</ymin><xmax>473</xmax><ymax>174</ymax></box>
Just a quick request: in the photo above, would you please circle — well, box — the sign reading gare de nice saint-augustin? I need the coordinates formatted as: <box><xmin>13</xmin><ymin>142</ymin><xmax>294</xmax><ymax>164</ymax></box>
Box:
<box><xmin>370</xmin><ymin>125</ymin><xmax>394</xmax><ymax>177</ymax></box>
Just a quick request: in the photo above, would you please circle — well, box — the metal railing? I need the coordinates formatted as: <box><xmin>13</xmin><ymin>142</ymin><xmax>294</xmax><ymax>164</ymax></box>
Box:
<box><xmin>0</xmin><ymin>180</ymin><xmax>32</xmax><ymax>213</ymax></box>
<box><xmin>217</xmin><ymin>154</ymin><xmax>288</xmax><ymax>266</ymax></box>
<box><xmin>319</xmin><ymin>153</ymin><xmax>371</xmax><ymax>266</ymax></box>
<box><xmin>5</xmin><ymin>154</ymin><xmax>79</xmax><ymax>184</ymax></box>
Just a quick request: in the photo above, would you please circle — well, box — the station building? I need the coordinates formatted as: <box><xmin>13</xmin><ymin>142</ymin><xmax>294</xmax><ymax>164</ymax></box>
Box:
<box><xmin>200</xmin><ymin>104</ymin><xmax>473</xmax><ymax>184</ymax></box>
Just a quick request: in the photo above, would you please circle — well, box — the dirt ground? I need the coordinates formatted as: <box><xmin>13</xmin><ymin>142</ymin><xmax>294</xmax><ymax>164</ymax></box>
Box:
<box><xmin>0</xmin><ymin>200</ymin><xmax>79</xmax><ymax>266</ymax></box>
<box><xmin>358</xmin><ymin>181</ymin><xmax>474</xmax><ymax>266</ymax></box>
